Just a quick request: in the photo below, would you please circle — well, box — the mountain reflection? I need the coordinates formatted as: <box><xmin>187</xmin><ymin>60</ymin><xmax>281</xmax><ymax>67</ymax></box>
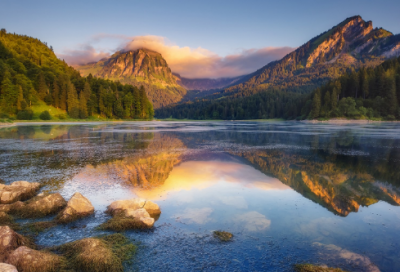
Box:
<box><xmin>231</xmin><ymin>149</ymin><xmax>400</xmax><ymax>216</ymax></box>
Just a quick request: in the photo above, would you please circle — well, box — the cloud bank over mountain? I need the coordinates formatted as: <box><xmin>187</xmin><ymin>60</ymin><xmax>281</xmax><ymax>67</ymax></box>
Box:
<box><xmin>58</xmin><ymin>35</ymin><xmax>294</xmax><ymax>78</ymax></box>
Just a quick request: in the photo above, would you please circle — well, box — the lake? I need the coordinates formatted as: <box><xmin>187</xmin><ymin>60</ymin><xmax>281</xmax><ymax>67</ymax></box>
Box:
<box><xmin>1</xmin><ymin>121</ymin><xmax>399</xmax><ymax>272</ymax></box>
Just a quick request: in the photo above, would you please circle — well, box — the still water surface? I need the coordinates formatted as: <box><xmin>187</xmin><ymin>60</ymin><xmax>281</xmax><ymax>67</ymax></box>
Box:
<box><xmin>1</xmin><ymin>121</ymin><xmax>400</xmax><ymax>272</ymax></box>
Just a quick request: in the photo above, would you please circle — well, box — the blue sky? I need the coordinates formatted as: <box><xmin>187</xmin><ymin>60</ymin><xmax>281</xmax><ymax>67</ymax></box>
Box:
<box><xmin>1</xmin><ymin>0</ymin><xmax>399</xmax><ymax>77</ymax></box>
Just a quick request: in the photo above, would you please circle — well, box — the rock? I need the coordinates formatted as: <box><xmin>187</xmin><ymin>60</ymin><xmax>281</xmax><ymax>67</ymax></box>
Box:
<box><xmin>124</xmin><ymin>208</ymin><xmax>154</xmax><ymax>228</ymax></box>
<box><xmin>13</xmin><ymin>193</ymin><xmax>67</xmax><ymax>218</ymax></box>
<box><xmin>101</xmin><ymin>198</ymin><xmax>159</xmax><ymax>231</ymax></box>
<box><xmin>60</xmin><ymin>234</ymin><xmax>135</xmax><ymax>272</ymax></box>
<box><xmin>7</xmin><ymin>246</ymin><xmax>62</xmax><ymax>272</ymax></box>
<box><xmin>56</xmin><ymin>192</ymin><xmax>94</xmax><ymax>224</ymax></box>
<box><xmin>0</xmin><ymin>263</ymin><xmax>18</xmax><ymax>272</ymax></box>
<box><xmin>294</xmin><ymin>264</ymin><xmax>346</xmax><ymax>272</ymax></box>
<box><xmin>213</xmin><ymin>230</ymin><xmax>233</xmax><ymax>242</ymax></box>
<box><xmin>143</xmin><ymin>201</ymin><xmax>162</xmax><ymax>216</ymax></box>
<box><xmin>0</xmin><ymin>181</ymin><xmax>41</xmax><ymax>204</ymax></box>
<box><xmin>106</xmin><ymin>198</ymin><xmax>161</xmax><ymax>217</ymax></box>
<box><xmin>0</xmin><ymin>226</ymin><xmax>32</xmax><ymax>262</ymax></box>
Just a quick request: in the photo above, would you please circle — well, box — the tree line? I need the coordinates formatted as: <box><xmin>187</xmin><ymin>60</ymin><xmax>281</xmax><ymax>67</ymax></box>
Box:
<box><xmin>0</xmin><ymin>29</ymin><xmax>153</xmax><ymax>120</ymax></box>
<box><xmin>156</xmin><ymin>56</ymin><xmax>400</xmax><ymax>121</ymax></box>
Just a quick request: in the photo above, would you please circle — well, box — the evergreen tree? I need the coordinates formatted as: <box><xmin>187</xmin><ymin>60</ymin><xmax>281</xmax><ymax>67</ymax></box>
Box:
<box><xmin>52</xmin><ymin>78</ymin><xmax>60</xmax><ymax>108</ymax></box>
<box><xmin>37</xmin><ymin>73</ymin><xmax>47</xmax><ymax>100</ymax></box>
<box><xmin>16</xmin><ymin>85</ymin><xmax>23</xmax><ymax>111</ymax></box>
<box><xmin>310</xmin><ymin>89</ymin><xmax>321</xmax><ymax>118</ymax></box>
<box><xmin>67</xmin><ymin>81</ymin><xmax>79</xmax><ymax>118</ymax></box>
<box><xmin>79</xmin><ymin>92</ymin><xmax>88</xmax><ymax>119</ymax></box>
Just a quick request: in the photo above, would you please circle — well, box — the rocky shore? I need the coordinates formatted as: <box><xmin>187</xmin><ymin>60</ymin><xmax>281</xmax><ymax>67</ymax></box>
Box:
<box><xmin>0</xmin><ymin>180</ymin><xmax>160</xmax><ymax>272</ymax></box>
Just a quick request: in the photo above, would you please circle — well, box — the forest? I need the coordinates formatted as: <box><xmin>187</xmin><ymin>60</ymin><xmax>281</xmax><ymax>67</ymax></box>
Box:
<box><xmin>0</xmin><ymin>29</ymin><xmax>154</xmax><ymax>121</ymax></box>
<box><xmin>156</xmin><ymin>55</ymin><xmax>400</xmax><ymax>121</ymax></box>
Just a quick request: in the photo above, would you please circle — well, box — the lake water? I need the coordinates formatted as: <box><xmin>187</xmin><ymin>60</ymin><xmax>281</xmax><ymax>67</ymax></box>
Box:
<box><xmin>1</xmin><ymin>121</ymin><xmax>400</xmax><ymax>272</ymax></box>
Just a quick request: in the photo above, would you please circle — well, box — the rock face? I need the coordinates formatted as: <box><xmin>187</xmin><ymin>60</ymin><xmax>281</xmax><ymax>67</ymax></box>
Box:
<box><xmin>0</xmin><ymin>263</ymin><xmax>18</xmax><ymax>272</ymax></box>
<box><xmin>57</xmin><ymin>192</ymin><xmax>94</xmax><ymax>223</ymax></box>
<box><xmin>0</xmin><ymin>181</ymin><xmax>41</xmax><ymax>204</ymax></box>
<box><xmin>226</xmin><ymin>15</ymin><xmax>400</xmax><ymax>94</ymax></box>
<box><xmin>0</xmin><ymin>226</ymin><xmax>31</xmax><ymax>262</ymax></box>
<box><xmin>13</xmin><ymin>193</ymin><xmax>67</xmax><ymax>218</ymax></box>
<box><xmin>102</xmin><ymin>198</ymin><xmax>161</xmax><ymax>230</ymax></box>
<box><xmin>77</xmin><ymin>49</ymin><xmax>186</xmax><ymax>109</ymax></box>
<box><xmin>7</xmin><ymin>246</ymin><xmax>62</xmax><ymax>272</ymax></box>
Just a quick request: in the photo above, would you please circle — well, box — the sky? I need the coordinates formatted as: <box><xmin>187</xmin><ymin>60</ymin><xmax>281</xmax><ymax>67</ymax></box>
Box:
<box><xmin>1</xmin><ymin>0</ymin><xmax>400</xmax><ymax>78</ymax></box>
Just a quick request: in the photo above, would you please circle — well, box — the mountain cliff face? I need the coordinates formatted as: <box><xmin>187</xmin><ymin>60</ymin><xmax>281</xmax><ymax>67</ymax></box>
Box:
<box><xmin>77</xmin><ymin>49</ymin><xmax>186</xmax><ymax>109</ymax></box>
<box><xmin>226</xmin><ymin>16</ymin><xmax>400</xmax><ymax>94</ymax></box>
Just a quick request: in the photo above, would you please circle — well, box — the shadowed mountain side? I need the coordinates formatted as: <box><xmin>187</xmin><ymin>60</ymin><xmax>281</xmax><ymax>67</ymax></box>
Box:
<box><xmin>231</xmin><ymin>150</ymin><xmax>400</xmax><ymax>216</ymax></box>
<box><xmin>174</xmin><ymin>73</ymin><xmax>247</xmax><ymax>91</ymax></box>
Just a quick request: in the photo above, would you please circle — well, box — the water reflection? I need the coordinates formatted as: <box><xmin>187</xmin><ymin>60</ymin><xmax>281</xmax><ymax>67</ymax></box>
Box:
<box><xmin>1</xmin><ymin>122</ymin><xmax>400</xmax><ymax>271</ymax></box>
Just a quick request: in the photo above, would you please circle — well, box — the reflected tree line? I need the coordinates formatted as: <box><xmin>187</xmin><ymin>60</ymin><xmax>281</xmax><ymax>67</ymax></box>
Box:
<box><xmin>0</xmin><ymin>124</ymin><xmax>399</xmax><ymax>216</ymax></box>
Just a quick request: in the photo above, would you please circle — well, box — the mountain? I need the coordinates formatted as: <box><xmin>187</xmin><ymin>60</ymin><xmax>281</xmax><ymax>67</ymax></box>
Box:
<box><xmin>77</xmin><ymin>49</ymin><xmax>186</xmax><ymax>109</ymax></box>
<box><xmin>155</xmin><ymin>15</ymin><xmax>400</xmax><ymax>120</ymax></box>
<box><xmin>226</xmin><ymin>15</ymin><xmax>400</xmax><ymax>95</ymax></box>
<box><xmin>173</xmin><ymin>73</ymin><xmax>246</xmax><ymax>91</ymax></box>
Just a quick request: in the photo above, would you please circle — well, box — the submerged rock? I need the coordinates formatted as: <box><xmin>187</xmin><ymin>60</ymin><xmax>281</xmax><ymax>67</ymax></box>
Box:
<box><xmin>0</xmin><ymin>181</ymin><xmax>41</xmax><ymax>204</ymax></box>
<box><xmin>13</xmin><ymin>193</ymin><xmax>67</xmax><ymax>218</ymax></box>
<box><xmin>213</xmin><ymin>230</ymin><xmax>233</xmax><ymax>242</ymax></box>
<box><xmin>0</xmin><ymin>263</ymin><xmax>18</xmax><ymax>272</ymax></box>
<box><xmin>102</xmin><ymin>198</ymin><xmax>160</xmax><ymax>231</ymax></box>
<box><xmin>7</xmin><ymin>246</ymin><xmax>62</xmax><ymax>272</ymax></box>
<box><xmin>0</xmin><ymin>226</ymin><xmax>32</xmax><ymax>262</ymax></box>
<box><xmin>57</xmin><ymin>192</ymin><xmax>94</xmax><ymax>223</ymax></box>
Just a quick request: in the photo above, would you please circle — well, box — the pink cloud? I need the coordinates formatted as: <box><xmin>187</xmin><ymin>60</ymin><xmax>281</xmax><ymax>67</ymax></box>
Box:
<box><xmin>58</xmin><ymin>35</ymin><xmax>294</xmax><ymax>78</ymax></box>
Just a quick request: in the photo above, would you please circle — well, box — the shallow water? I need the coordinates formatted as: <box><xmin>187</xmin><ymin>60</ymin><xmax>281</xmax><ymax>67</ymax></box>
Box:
<box><xmin>1</xmin><ymin>121</ymin><xmax>400</xmax><ymax>271</ymax></box>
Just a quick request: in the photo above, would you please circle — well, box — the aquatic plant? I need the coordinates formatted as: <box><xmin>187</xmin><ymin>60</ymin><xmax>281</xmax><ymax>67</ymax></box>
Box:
<box><xmin>213</xmin><ymin>230</ymin><xmax>233</xmax><ymax>242</ymax></box>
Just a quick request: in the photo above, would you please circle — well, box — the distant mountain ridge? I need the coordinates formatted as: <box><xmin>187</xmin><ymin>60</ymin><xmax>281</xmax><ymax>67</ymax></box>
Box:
<box><xmin>225</xmin><ymin>15</ymin><xmax>400</xmax><ymax>95</ymax></box>
<box><xmin>173</xmin><ymin>73</ymin><xmax>246</xmax><ymax>91</ymax></box>
<box><xmin>77</xmin><ymin>48</ymin><xmax>186</xmax><ymax>109</ymax></box>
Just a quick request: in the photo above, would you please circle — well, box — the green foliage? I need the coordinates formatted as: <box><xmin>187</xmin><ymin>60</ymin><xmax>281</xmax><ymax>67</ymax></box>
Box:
<box><xmin>17</xmin><ymin>109</ymin><xmax>33</xmax><ymax>120</ymax></box>
<box><xmin>301</xmin><ymin>56</ymin><xmax>400</xmax><ymax>120</ymax></box>
<box><xmin>39</xmin><ymin>110</ymin><xmax>51</xmax><ymax>120</ymax></box>
<box><xmin>0</xmin><ymin>31</ymin><xmax>154</xmax><ymax>120</ymax></box>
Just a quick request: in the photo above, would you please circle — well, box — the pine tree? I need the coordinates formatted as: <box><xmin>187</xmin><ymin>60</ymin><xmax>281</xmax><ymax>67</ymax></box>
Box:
<box><xmin>52</xmin><ymin>78</ymin><xmax>60</xmax><ymax>108</ymax></box>
<box><xmin>310</xmin><ymin>89</ymin><xmax>321</xmax><ymax>119</ymax></box>
<box><xmin>79</xmin><ymin>92</ymin><xmax>88</xmax><ymax>119</ymax></box>
<box><xmin>386</xmin><ymin>76</ymin><xmax>398</xmax><ymax>116</ymax></box>
<box><xmin>83</xmin><ymin>81</ymin><xmax>91</xmax><ymax>101</ymax></box>
<box><xmin>16</xmin><ymin>85</ymin><xmax>23</xmax><ymax>111</ymax></box>
<box><xmin>37</xmin><ymin>73</ymin><xmax>47</xmax><ymax>100</ymax></box>
<box><xmin>1</xmin><ymin>70</ymin><xmax>18</xmax><ymax>113</ymax></box>
<box><xmin>67</xmin><ymin>81</ymin><xmax>79</xmax><ymax>118</ymax></box>
<box><xmin>59</xmin><ymin>76</ymin><xmax>67</xmax><ymax>111</ymax></box>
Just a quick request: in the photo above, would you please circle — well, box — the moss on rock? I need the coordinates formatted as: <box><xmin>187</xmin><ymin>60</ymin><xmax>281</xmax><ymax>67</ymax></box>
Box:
<box><xmin>59</xmin><ymin>234</ymin><xmax>136</xmax><ymax>272</ymax></box>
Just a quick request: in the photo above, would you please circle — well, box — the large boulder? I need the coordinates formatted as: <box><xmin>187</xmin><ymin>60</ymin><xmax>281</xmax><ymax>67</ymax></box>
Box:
<box><xmin>57</xmin><ymin>192</ymin><xmax>94</xmax><ymax>223</ymax></box>
<box><xmin>0</xmin><ymin>226</ymin><xmax>32</xmax><ymax>262</ymax></box>
<box><xmin>101</xmin><ymin>198</ymin><xmax>160</xmax><ymax>231</ymax></box>
<box><xmin>0</xmin><ymin>181</ymin><xmax>41</xmax><ymax>204</ymax></box>
<box><xmin>0</xmin><ymin>263</ymin><xmax>18</xmax><ymax>272</ymax></box>
<box><xmin>13</xmin><ymin>193</ymin><xmax>67</xmax><ymax>218</ymax></box>
<box><xmin>106</xmin><ymin>198</ymin><xmax>161</xmax><ymax>216</ymax></box>
<box><xmin>6</xmin><ymin>246</ymin><xmax>62</xmax><ymax>272</ymax></box>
